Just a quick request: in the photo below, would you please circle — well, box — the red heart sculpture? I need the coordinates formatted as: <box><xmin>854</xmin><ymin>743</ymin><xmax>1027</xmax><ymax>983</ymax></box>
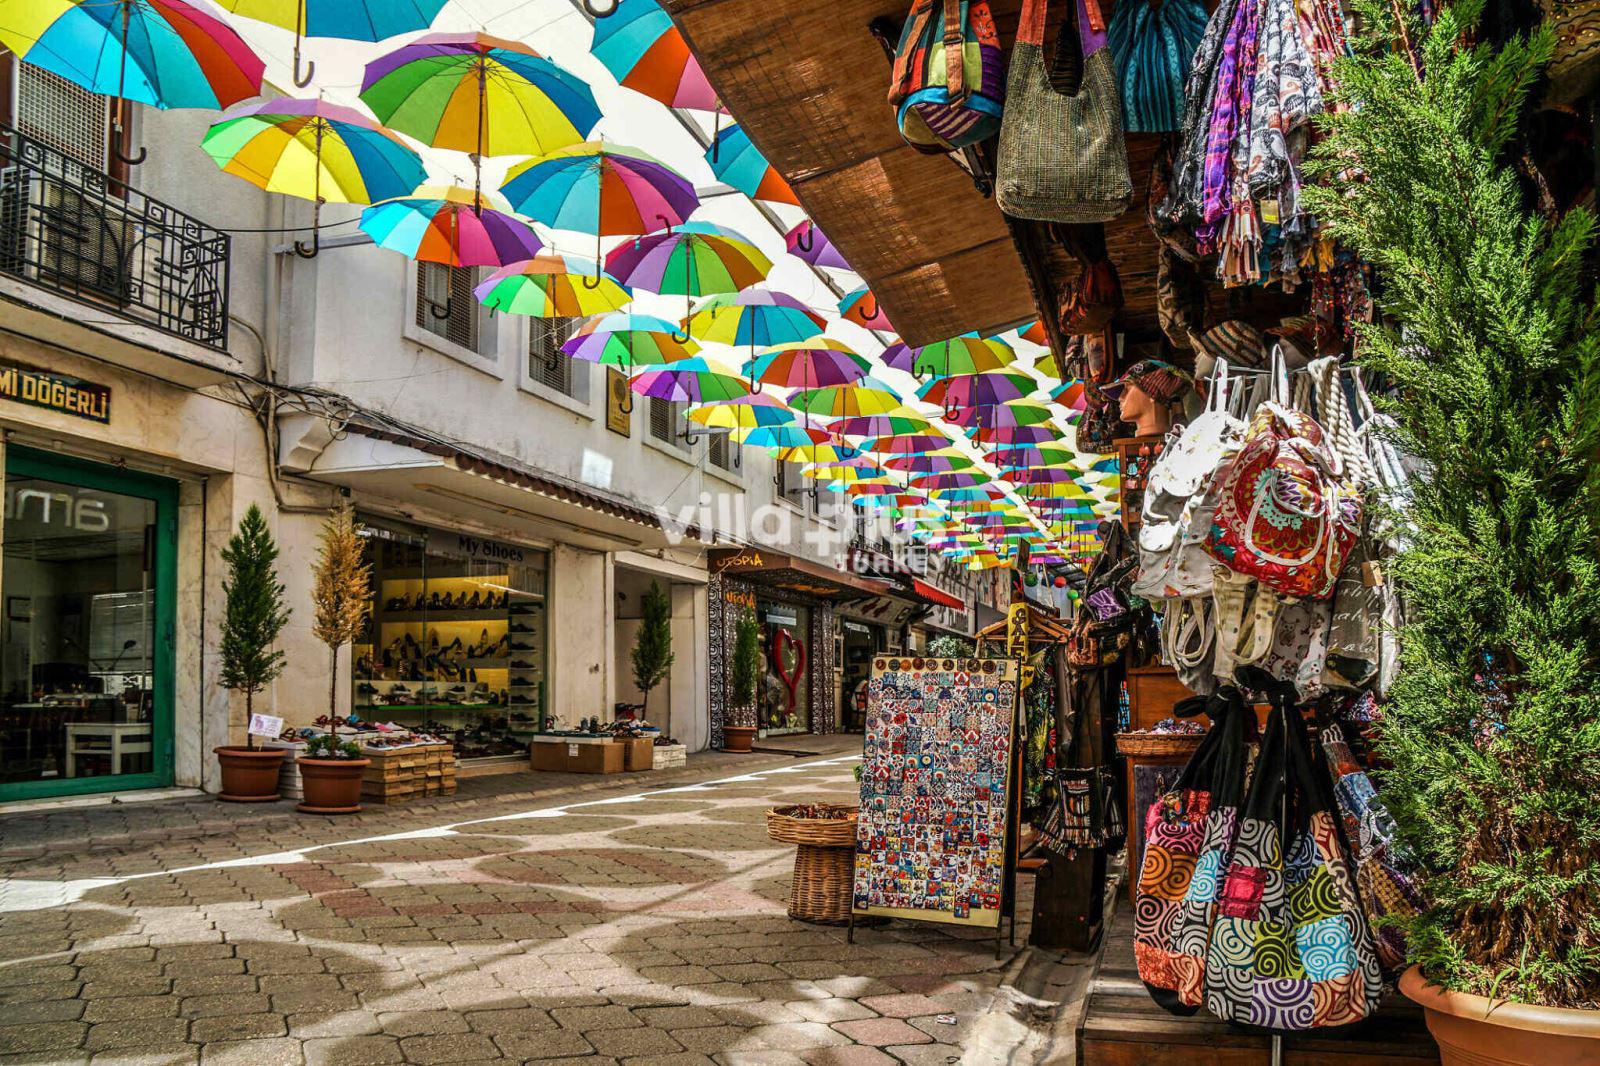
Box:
<box><xmin>771</xmin><ymin>627</ymin><xmax>806</xmax><ymax>718</ymax></box>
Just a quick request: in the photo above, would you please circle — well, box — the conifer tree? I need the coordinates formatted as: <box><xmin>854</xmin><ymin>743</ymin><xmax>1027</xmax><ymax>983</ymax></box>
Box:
<box><xmin>1306</xmin><ymin>0</ymin><xmax>1600</xmax><ymax>1006</ymax></box>
<box><xmin>631</xmin><ymin>581</ymin><xmax>674</xmax><ymax>717</ymax></box>
<box><xmin>219</xmin><ymin>504</ymin><xmax>289</xmax><ymax>750</ymax></box>
<box><xmin>312</xmin><ymin>503</ymin><xmax>372</xmax><ymax>740</ymax></box>
<box><xmin>730</xmin><ymin>611</ymin><xmax>762</xmax><ymax>728</ymax></box>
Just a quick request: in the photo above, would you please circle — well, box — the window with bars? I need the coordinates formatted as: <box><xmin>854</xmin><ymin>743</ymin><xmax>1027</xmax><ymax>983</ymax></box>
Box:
<box><xmin>415</xmin><ymin>262</ymin><xmax>480</xmax><ymax>351</ymax></box>
<box><xmin>528</xmin><ymin>318</ymin><xmax>587</xmax><ymax>401</ymax></box>
<box><xmin>708</xmin><ymin>431</ymin><xmax>736</xmax><ymax>472</ymax></box>
<box><xmin>15</xmin><ymin>65</ymin><xmax>109</xmax><ymax>170</ymax></box>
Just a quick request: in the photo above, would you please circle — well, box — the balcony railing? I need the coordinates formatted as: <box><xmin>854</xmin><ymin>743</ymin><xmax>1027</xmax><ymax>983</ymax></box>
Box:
<box><xmin>0</xmin><ymin>122</ymin><xmax>230</xmax><ymax>351</ymax></box>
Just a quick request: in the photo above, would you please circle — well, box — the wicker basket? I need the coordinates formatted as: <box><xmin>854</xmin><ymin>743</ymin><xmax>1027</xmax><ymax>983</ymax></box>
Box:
<box><xmin>767</xmin><ymin>805</ymin><xmax>859</xmax><ymax>924</ymax></box>
<box><xmin>1116</xmin><ymin>731</ymin><xmax>1205</xmax><ymax>757</ymax></box>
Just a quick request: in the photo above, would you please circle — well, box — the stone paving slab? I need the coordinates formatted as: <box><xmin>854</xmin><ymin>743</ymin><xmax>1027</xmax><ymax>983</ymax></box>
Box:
<box><xmin>0</xmin><ymin>746</ymin><xmax>1087</xmax><ymax>1064</ymax></box>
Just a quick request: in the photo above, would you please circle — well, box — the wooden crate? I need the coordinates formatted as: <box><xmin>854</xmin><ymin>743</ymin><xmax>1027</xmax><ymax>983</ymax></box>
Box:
<box><xmin>530</xmin><ymin>738</ymin><xmax>623</xmax><ymax>774</ymax></box>
<box><xmin>360</xmin><ymin>742</ymin><xmax>457</xmax><ymax>804</ymax></box>
<box><xmin>620</xmin><ymin>737</ymin><xmax>655</xmax><ymax>771</ymax></box>
<box><xmin>1078</xmin><ymin>911</ymin><xmax>1439</xmax><ymax>1066</ymax></box>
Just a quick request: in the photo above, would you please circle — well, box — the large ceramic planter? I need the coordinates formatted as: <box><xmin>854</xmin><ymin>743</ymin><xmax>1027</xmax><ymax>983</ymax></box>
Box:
<box><xmin>295</xmin><ymin>757</ymin><xmax>370</xmax><ymax>814</ymax></box>
<box><xmin>722</xmin><ymin>725</ymin><xmax>756</xmax><ymax>753</ymax></box>
<box><xmin>215</xmin><ymin>746</ymin><xmax>286</xmax><ymax>802</ymax></box>
<box><xmin>1400</xmin><ymin>966</ymin><xmax>1600</xmax><ymax>1066</ymax></box>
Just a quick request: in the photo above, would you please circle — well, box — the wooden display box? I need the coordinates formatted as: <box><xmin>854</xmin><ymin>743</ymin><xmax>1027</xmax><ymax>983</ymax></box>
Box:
<box><xmin>530</xmin><ymin>737</ymin><xmax>624</xmax><ymax>774</ymax></box>
<box><xmin>360</xmin><ymin>742</ymin><xmax>457</xmax><ymax>804</ymax></box>
<box><xmin>1127</xmin><ymin>662</ymin><xmax>1193</xmax><ymax>730</ymax></box>
<box><xmin>619</xmin><ymin>737</ymin><xmax>655</xmax><ymax>771</ymax></box>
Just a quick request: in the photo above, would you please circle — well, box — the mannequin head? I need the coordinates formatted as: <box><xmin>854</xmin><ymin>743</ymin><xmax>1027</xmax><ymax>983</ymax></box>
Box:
<box><xmin>1118</xmin><ymin>382</ymin><xmax>1172</xmax><ymax>437</ymax></box>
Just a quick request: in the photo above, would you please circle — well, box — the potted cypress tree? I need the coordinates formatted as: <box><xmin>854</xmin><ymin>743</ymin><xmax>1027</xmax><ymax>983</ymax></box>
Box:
<box><xmin>724</xmin><ymin>610</ymin><xmax>761</xmax><ymax>753</ymax></box>
<box><xmin>298</xmin><ymin>504</ymin><xmax>373</xmax><ymax>814</ymax></box>
<box><xmin>214</xmin><ymin>504</ymin><xmax>291</xmax><ymax>802</ymax></box>
<box><xmin>1308</xmin><ymin>1</ymin><xmax>1600</xmax><ymax>1059</ymax></box>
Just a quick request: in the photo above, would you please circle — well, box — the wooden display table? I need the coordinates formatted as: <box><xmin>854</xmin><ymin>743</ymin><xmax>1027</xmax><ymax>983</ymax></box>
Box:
<box><xmin>1078</xmin><ymin>910</ymin><xmax>1440</xmax><ymax>1065</ymax></box>
<box><xmin>530</xmin><ymin>735</ymin><xmax>624</xmax><ymax>774</ymax></box>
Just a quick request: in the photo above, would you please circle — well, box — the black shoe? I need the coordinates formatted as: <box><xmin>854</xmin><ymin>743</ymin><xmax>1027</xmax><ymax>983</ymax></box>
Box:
<box><xmin>511</xmin><ymin>622</ymin><xmax>533</xmax><ymax>633</ymax></box>
<box><xmin>510</xmin><ymin>659</ymin><xmax>534</xmax><ymax>669</ymax></box>
<box><xmin>357</xmin><ymin>682</ymin><xmax>377</xmax><ymax>695</ymax></box>
<box><xmin>510</xmin><ymin>642</ymin><xmax>535</xmax><ymax>651</ymax></box>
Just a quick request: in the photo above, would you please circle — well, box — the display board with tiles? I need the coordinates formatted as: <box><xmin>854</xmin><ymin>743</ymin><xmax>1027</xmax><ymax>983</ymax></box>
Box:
<box><xmin>852</xmin><ymin>656</ymin><xmax>1021</xmax><ymax>928</ymax></box>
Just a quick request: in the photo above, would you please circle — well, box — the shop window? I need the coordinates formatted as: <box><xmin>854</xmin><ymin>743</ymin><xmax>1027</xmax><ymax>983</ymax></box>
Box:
<box><xmin>777</xmin><ymin>460</ymin><xmax>809</xmax><ymax>509</ymax></box>
<box><xmin>355</xmin><ymin>518</ymin><xmax>549</xmax><ymax>761</ymax></box>
<box><xmin>0</xmin><ymin>451</ymin><xmax>176</xmax><ymax>800</ymax></box>
<box><xmin>648</xmin><ymin>396</ymin><xmax>687</xmax><ymax>450</ymax></box>
<box><xmin>14</xmin><ymin>64</ymin><xmax>110</xmax><ymax>170</ymax></box>
<box><xmin>528</xmin><ymin>318</ymin><xmax>587</xmax><ymax>401</ymax></box>
<box><xmin>708</xmin><ymin>431</ymin><xmax>736</xmax><ymax>472</ymax></box>
<box><xmin>415</xmin><ymin>261</ymin><xmax>483</xmax><ymax>351</ymax></box>
<box><xmin>755</xmin><ymin>601</ymin><xmax>810</xmax><ymax>736</ymax></box>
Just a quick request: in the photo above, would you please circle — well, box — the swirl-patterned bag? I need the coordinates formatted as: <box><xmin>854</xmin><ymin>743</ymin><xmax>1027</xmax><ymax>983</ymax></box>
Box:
<box><xmin>1133</xmin><ymin>690</ymin><xmax>1251</xmax><ymax>1012</ymax></box>
<box><xmin>1204</xmin><ymin>705</ymin><xmax>1381</xmax><ymax>1030</ymax></box>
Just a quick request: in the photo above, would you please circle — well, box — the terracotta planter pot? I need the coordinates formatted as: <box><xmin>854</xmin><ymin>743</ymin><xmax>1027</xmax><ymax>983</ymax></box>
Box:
<box><xmin>1400</xmin><ymin>965</ymin><xmax>1600</xmax><ymax>1066</ymax></box>
<box><xmin>722</xmin><ymin>725</ymin><xmax>757</xmax><ymax>753</ymax></box>
<box><xmin>295</xmin><ymin>757</ymin><xmax>370</xmax><ymax>815</ymax></box>
<box><xmin>214</xmin><ymin>746</ymin><xmax>286</xmax><ymax>802</ymax></box>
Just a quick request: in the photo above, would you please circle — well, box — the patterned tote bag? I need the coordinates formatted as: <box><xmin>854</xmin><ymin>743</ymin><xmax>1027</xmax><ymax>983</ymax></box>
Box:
<box><xmin>1134</xmin><ymin>689</ymin><xmax>1248</xmax><ymax>1011</ymax></box>
<box><xmin>1204</xmin><ymin>690</ymin><xmax>1382</xmax><ymax>1030</ymax></box>
<box><xmin>888</xmin><ymin>0</ymin><xmax>1008</xmax><ymax>153</ymax></box>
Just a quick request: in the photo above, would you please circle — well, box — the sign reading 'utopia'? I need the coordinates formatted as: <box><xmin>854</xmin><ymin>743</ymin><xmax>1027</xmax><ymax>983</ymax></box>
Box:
<box><xmin>0</xmin><ymin>359</ymin><xmax>110</xmax><ymax>423</ymax></box>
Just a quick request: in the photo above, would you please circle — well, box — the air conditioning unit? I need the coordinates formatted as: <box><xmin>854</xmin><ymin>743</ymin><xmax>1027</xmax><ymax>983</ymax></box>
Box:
<box><xmin>0</xmin><ymin>166</ymin><xmax>133</xmax><ymax>306</ymax></box>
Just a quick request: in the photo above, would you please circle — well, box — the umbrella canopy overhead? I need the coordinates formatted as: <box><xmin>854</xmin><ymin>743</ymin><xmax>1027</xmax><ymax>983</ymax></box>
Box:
<box><xmin>686</xmin><ymin>291</ymin><xmax>825</xmax><ymax>350</ymax></box>
<box><xmin>855</xmin><ymin>431</ymin><xmax>955</xmax><ymax>455</ymax></box>
<box><xmin>788</xmin><ymin>377</ymin><xmax>902</xmax><ymax>419</ymax></box>
<box><xmin>744</xmin><ymin>338</ymin><xmax>871</xmax><ymax>390</ymax></box>
<box><xmin>590</xmin><ymin>0</ymin><xmax>718</xmax><ymax>112</ymax></box>
<box><xmin>918</xmin><ymin>371</ymin><xmax>1038</xmax><ymax>410</ymax></box>
<box><xmin>884</xmin><ymin>451</ymin><xmax>975</xmax><ymax>474</ymax></box>
<box><xmin>947</xmin><ymin>400</ymin><xmax>1057</xmax><ymax>430</ymax></box>
<box><xmin>563</xmin><ymin>312</ymin><xmax>699</xmax><ymax>368</ymax></box>
<box><xmin>785</xmin><ymin>220</ymin><xmax>849</xmax><ymax>270</ymax></box>
<box><xmin>630</xmin><ymin>356</ymin><xmax>750</xmax><ymax>402</ymax></box>
<box><xmin>911</xmin><ymin>336</ymin><xmax>1015</xmax><ymax>379</ymax></box>
<box><xmin>474</xmin><ymin>254</ymin><xmax>632</xmax><ymax>317</ymax></box>
<box><xmin>606</xmin><ymin>222</ymin><xmax>772</xmax><ymax>327</ymax></box>
<box><xmin>361</xmin><ymin>32</ymin><xmax>600</xmax><ymax>161</ymax></box>
<box><xmin>966</xmin><ymin>422</ymin><xmax>1066</xmax><ymax>445</ymax></box>
<box><xmin>1001</xmin><ymin>467</ymin><xmax>1086</xmax><ymax>485</ymax></box>
<box><xmin>686</xmin><ymin>393</ymin><xmax>794</xmax><ymax>430</ymax></box>
<box><xmin>500</xmin><ymin>141</ymin><xmax>696</xmax><ymax>245</ymax></box>
<box><xmin>221</xmin><ymin>0</ymin><xmax>447</xmax><ymax>39</ymax></box>
<box><xmin>706</xmin><ymin>123</ymin><xmax>799</xmax><ymax>206</ymax></box>
<box><xmin>986</xmin><ymin>442</ymin><xmax>1083</xmax><ymax>467</ymax></box>
<box><xmin>911</xmin><ymin>471</ymin><xmax>993</xmax><ymax>491</ymax></box>
<box><xmin>361</xmin><ymin>185</ymin><xmax>543</xmax><ymax>267</ymax></box>
<box><xmin>828</xmin><ymin>410</ymin><xmax>935</xmax><ymax>437</ymax></box>
<box><xmin>4</xmin><ymin>0</ymin><xmax>265</xmax><ymax>112</ymax></box>
<box><xmin>838</xmin><ymin>285</ymin><xmax>892</xmax><ymax>331</ymax></box>
<box><xmin>877</xmin><ymin>340</ymin><xmax>915</xmax><ymax>373</ymax></box>
<box><xmin>203</xmin><ymin>98</ymin><xmax>425</xmax><ymax>204</ymax></box>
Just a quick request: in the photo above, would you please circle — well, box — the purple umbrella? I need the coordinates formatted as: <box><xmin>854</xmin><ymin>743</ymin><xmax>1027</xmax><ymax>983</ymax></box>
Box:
<box><xmin>878</xmin><ymin>340</ymin><xmax>915</xmax><ymax>373</ymax></box>
<box><xmin>917</xmin><ymin>371</ymin><xmax>1037</xmax><ymax>411</ymax></box>
<box><xmin>785</xmin><ymin>219</ymin><xmax>849</xmax><ymax>269</ymax></box>
<box><xmin>1001</xmin><ymin>467</ymin><xmax>1080</xmax><ymax>485</ymax></box>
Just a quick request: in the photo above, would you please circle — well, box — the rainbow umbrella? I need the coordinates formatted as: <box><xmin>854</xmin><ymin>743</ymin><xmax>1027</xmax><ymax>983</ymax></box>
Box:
<box><xmin>630</xmin><ymin>357</ymin><xmax>750</xmax><ymax>402</ymax></box>
<box><xmin>1018</xmin><ymin>482</ymin><xmax>1093</xmax><ymax>499</ymax></box>
<box><xmin>203</xmin><ymin>98</ymin><xmax>425</xmax><ymax>255</ymax></box>
<box><xmin>1051</xmin><ymin>379</ymin><xmax>1089</xmax><ymax>411</ymax></box>
<box><xmin>474</xmin><ymin>254</ymin><xmax>632</xmax><ymax>317</ymax></box>
<box><xmin>918</xmin><ymin>371</ymin><xmax>1037</xmax><ymax>411</ymax></box>
<box><xmin>988</xmin><ymin>443</ymin><xmax>1084</xmax><ymax>467</ymax></box>
<box><xmin>590</xmin><ymin>0</ymin><xmax>718</xmax><ymax>111</ymax></box>
<box><xmin>4</xmin><ymin>0</ymin><xmax>265</xmax><ymax>164</ymax></box>
<box><xmin>912</xmin><ymin>336</ymin><xmax>1016</xmax><ymax>379</ymax></box>
<box><xmin>361</xmin><ymin>185</ymin><xmax>542</xmax><ymax>267</ymax></box>
<box><xmin>706</xmin><ymin>124</ymin><xmax>798</xmax><ymax>206</ymax></box>
<box><xmin>785</xmin><ymin>220</ymin><xmax>849</xmax><ymax>270</ymax></box>
<box><xmin>878</xmin><ymin>340</ymin><xmax>915</xmax><ymax>373</ymax></box>
<box><xmin>772</xmin><ymin>442</ymin><xmax>859</xmax><ymax>465</ymax></box>
<box><xmin>829</xmin><ymin>411</ymin><xmax>935</xmax><ymax>437</ymax></box>
<box><xmin>606</xmin><ymin>221</ymin><xmax>772</xmax><ymax>334</ymax></box>
<box><xmin>733</xmin><ymin>422</ymin><xmax>832</xmax><ymax>450</ymax></box>
<box><xmin>361</xmin><ymin>32</ymin><xmax>600</xmax><ymax>204</ymax></box>
<box><xmin>745</xmin><ymin>338</ymin><xmax>871</xmax><ymax>394</ymax></box>
<box><xmin>855</xmin><ymin>432</ymin><xmax>954</xmax><ymax>455</ymax></box>
<box><xmin>500</xmin><ymin>141</ymin><xmax>697</xmax><ymax>275</ymax></box>
<box><xmin>220</xmin><ymin>0</ymin><xmax>446</xmax><ymax>88</ymax></box>
<box><xmin>967</xmin><ymin>422</ymin><xmax>1066</xmax><ymax>445</ymax></box>
<box><xmin>1001</xmin><ymin>467</ymin><xmax>1085</xmax><ymax>486</ymax></box>
<box><xmin>1020</xmin><ymin>319</ymin><xmax>1048</xmax><ymax>345</ymax></box>
<box><xmin>838</xmin><ymin>285</ymin><xmax>892</xmax><ymax>331</ymax></box>
<box><xmin>686</xmin><ymin>291</ymin><xmax>826</xmax><ymax>376</ymax></box>
<box><xmin>912</xmin><ymin>471</ymin><xmax>993</xmax><ymax>491</ymax></box>
<box><xmin>804</xmin><ymin>463</ymin><xmax>887</xmax><ymax>484</ymax></box>
<box><xmin>788</xmin><ymin>377</ymin><xmax>902</xmax><ymax>419</ymax></box>
<box><xmin>947</xmin><ymin>399</ymin><xmax>1057</xmax><ymax>430</ymax></box>
<box><xmin>884</xmin><ymin>451</ymin><xmax>975</xmax><ymax>474</ymax></box>
<box><xmin>686</xmin><ymin>393</ymin><xmax>794</xmax><ymax>431</ymax></box>
<box><xmin>563</xmin><ymin>313</ymin><xmax>699</xmax><ymax>373</ymax></box>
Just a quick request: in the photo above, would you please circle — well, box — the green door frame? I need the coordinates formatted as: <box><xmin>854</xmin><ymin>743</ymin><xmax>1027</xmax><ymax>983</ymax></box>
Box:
<box><xmin>1</xmin><ymin>447</ymin><xmax>178</xmax><ymax>801</ymax></box>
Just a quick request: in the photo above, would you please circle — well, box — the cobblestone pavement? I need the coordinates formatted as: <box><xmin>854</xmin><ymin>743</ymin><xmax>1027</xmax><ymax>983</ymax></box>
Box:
<box><xmin>0</xmin><ymin>754</ymin><xmax>1085</xmax><ymax>1065</ymax></box>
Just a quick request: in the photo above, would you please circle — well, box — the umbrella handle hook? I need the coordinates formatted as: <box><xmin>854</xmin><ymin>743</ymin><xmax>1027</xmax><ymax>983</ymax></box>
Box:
<box><xmin>734</xmin><ymin>444</ymin><xmax>743</xmax><ymax>470</ymax></box>
<box><xmin>112</xmin><ymin>131</ymin><xmax>146</xmax><ymax>167</ymax></box>
<box><xmin>293</xmin><ymin>51</ymin><xmax>316</xmax><ymax>89</ymax></box>
<box><xmin>861</xmin><ymin>294</ymin><xmax>878</xmax><ymax>322</ymax></box>
<box><xmin>795</xmin><ymin>224</ymin><xmax>815</xmax><ymax>253</ymax></box>
<box><xmin>671</xmin><ymin>323</ymin><xmax>692</xmax><ymax>344</ymax></box>
<box><xmin>584</xmin><ymin>0</ymin><xmax>619</xmax><ymax>15</ymax></box>
<box><xmin>293</xmin><ymin>227</ymin><xmax>320</xmax><ymax>260</ymax></box>
<box><xmin>429</xmin><ymin>295</ymin><xmax>453</xmax><ymax>320</ymax></box>
<box><xmin>620</xmin><ymin>387</ymin><xmax>635</xmax><ymax>415</ymax></box>
<box><xmin>682</xmin><ymin>423</ymin><xmax>701</xmax><ymax>446</ymax></box>
<box><xmin>581</xmin><ymin>271</ymin><xmax>603</xmax><ymax>290</ymax></box>
<box><xmin>748</xmin><ymin>370</ymin><xmax>764</xmax><ymax>396</ymax></box>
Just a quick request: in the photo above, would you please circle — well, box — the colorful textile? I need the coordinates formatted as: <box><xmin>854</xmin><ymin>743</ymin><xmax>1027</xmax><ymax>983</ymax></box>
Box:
<box><xmin>887</xmin><ymin>0</ymin><xmax>1007</xmax><ymax>152</ymax></box>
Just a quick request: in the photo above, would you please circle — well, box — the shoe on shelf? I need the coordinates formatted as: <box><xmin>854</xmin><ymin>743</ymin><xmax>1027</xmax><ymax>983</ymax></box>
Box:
<box><xmin>510</xmin><ymin>659</ymin><xmax>534</xmax><ymax>669</ymax></box>
<box><xmin>510</xmin><ymin>642</ymin><xmax>535</xmax><ymax>651</ymax></box>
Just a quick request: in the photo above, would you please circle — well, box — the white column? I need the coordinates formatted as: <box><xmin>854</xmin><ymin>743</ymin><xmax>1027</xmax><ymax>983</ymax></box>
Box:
<box><xmin>548</xmin><ymin>544</ymin><xmax>610</xmax><ymax>729</ymax></box>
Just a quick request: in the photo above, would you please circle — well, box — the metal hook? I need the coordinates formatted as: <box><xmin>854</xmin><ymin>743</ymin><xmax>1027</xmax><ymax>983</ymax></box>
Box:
<box><xmin>293</xmin><ymin>227</ymin><xmax>320</xmax><ymax>259</ymax></box>
<box><xmin>861</xmin><ymin>294</ymin><xmax>879</xmax><ymax>322</ymax></box>
<box><xmin>584</xmin><ymin>0</ymin><xmax>619</xmax><ymax>14</ymax></box>
<box><xmin>671</xmin><ymin>323</ymin><xmax>692</xmax><ymax>344</ymax></box>
<box><xmin>734</xmin><ymin>444</ymin><xmax>743</xmax><ymax>470</ymax></box>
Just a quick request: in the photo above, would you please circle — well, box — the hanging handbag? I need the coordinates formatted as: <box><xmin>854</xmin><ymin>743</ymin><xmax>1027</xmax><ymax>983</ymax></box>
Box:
<box><xmin>1204</xmin><ymin>678</ymin><xmax>1382</xmax><ymax>1029</ymax></box>
<box><xmin>1107</xmin><ymin>0</ymin><xmax>1210</xmax><ymax>132</ymax></box>
<box><xmin>888</xmin><ymin>0</ymin><xmax>1008</xmax><ymax>153</ymax></box>
<box><xmin>1204</xmin><ymin>349</ymin><xmax>1364</xmax><ymax>601</ymax></box>
<box><xmin>996</xmin><ymin>0</ymin><xmax>1134</xmax><ymax>222</ymax></box>
<box><xmin>1135</xmin><ymin>688</ymin><xmax>1250</xmax><ymax>1011</ymax></box>
<box><xmin>1059</xmin><ymin>260</ymin><xmax>1125</xmax><ymax>334</ymax></box>
<box><xmin>1319</xmin><ymin>722</ymin><xmax>1424</xmax><ymax>979</ymax></box>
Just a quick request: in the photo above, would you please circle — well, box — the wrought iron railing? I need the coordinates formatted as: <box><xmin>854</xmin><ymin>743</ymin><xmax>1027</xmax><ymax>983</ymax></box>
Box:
<box><xmin>0</xmin><ymin>122</ymin><xmax>230</xmax><ymax>351</ymax></box>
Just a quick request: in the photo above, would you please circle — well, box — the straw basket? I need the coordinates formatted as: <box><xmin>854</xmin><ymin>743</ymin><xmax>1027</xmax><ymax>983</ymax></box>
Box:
<box><xmin>767</xmin><ymin>804</ymin><xmax>859</xmax><ymax>924</ymax></box>
<box><xmin>1115</xmin><ymin>732</ymin><xmax>1205</xmax><ymax>758</ymax></box>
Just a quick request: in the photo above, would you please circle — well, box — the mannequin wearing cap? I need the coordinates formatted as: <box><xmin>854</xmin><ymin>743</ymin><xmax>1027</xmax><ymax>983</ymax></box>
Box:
<box><xmin>1118</xmin><ymin>381</ymin><xmax>1173</xmax><ymax>437</ymax></box>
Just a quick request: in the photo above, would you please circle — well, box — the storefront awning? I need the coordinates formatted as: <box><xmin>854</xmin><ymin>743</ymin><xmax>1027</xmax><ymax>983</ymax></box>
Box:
<box><xmin>911</xmin><ymin>578</ymin><xmax>964</xmax><ymax>612</ymax></box>
<box><xmin>710</xmin><ymin>547</ymin><xmax>892</xmax><ymax>601</ymax></box>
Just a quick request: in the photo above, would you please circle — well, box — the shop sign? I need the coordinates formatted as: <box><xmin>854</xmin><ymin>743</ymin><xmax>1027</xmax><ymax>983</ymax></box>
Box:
<box><xmin>0</xmin><ymin>359</ymin><xmax>110</xmax><ymax>423</ymax></box>
<box><xmin>422</xmin><ymin>525</ymin><xmax>531</xmax><ymax>565</ymax></box>
<box><xmin>248</xmin><ymin>713</ymin><xmax>284</xmax><ymax>739</ymax></box>
<box><xmin>724</xmin><ymin>588</ymin><xmax>757</xmax><ymax>611</ymax></box>
<box><xmin>713</xmin><ymin>548</ymin><xmax>765</xmax><ymax>573</ymax></box>
<box><xmin>843</xmin><ymin>620</ymin><xmax>872</xmax><ymax>635</ymax></box>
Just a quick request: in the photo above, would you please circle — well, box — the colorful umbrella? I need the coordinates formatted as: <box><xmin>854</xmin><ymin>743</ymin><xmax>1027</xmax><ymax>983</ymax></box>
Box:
<box><xmin>361</xmin><ymin>32</ymin><xmax>600</xmax><ymax>204</ymax></box>
<box><xmin>744</xmin><ymin>338</ymin><xmax>871</xmax><ymax>394</ymax></box>
<box><xmin>606</xmin><ymin>221</ymin><xmax>772</xmax><ymax>335</ymax></box>
<box><xmin>1019</xmin><ymin>319</ymin><xmax>1047</xmax><ymax>345</ymax></box>
<box><xmin>220</xmin><ymin>0</ymin><xmax>446</xmax><ymax>87</ymax></box>
<box><xmin>855</xmin><ymin>432</ymin><xmax>954</xmax><ymax>455</ymax></box>
<box><xmin>912</xmin><ymin>336</ymin><xmax>1016</xmax><ymax>379</ymax></box>
<box><xmin>966</xmin><ymin>422</ymin><xmax>1066</xmax><ymax>445</ymax></box>
<box><xmin>360</xmin><ymin>185</ymin><xmax>542</xmax><ymax>267</ymax></box>
<box><xmin>804</xmin><ymin>462</ymin><xmax>887</xmax><ymax>483</ymax></box>
<box><xmin>788</xmin><ymin>377</ymin><xmax>902</xmax><ymax>419</ymax></box>
<box><xmin>785</xmin><ymin>220</ymin><xmax>849</xmax><ymax>270</ymax></box>
<box><xmin>706</xmin><ymin>124</ymin><xmax>798</xmax><ymax>206</ymax></box>
<box><xmin>563</xmin><ymin>313</ymin><xmax>699</xmax><ymax>373</ymax></box>
<box><xmin>878</xmin><ymin>340</ymin><xmax>915</xmax><ymax>373</ymax></box>
<box><xmin>946</xmin><ymin>399</ymin><xmax>1057</xmax><ymax>430</ymax></box>
<box><xmin>474</xmin><ymin>254</ymin><xmax>632</xmax><ymax>317</ymax></box>
<box><xmin>630</xmin><ymin>357</ymin><xmax>750</xmax><ymax>402</ymax></box>
<box><xmin>829</xmin><ymin>410</ymin><xmax>935</xmax><ymax>437</ymax></box>
<box><xmin>686</xmin><ymin>393</ymin><xmax>795</xmax><ymax>431</ymax></box>
<box><xmin>918</xmin><ymin>371</ymin><xmax>1037</xmax><ymax>412</ymax></box>
<box><xmin>1001</xmin><ymin>467</ymin><xmax>1086</xmax><ymax>486</ymax></box>
<box><xmin>590</xmin><ymin>0</ymin><xmax>718</xmax><ymax>111</ymax></box>
<box><xmin>500</xmin><ymin>141</ymin><xmax>697</xmax><ymax>275</ymax></box>
<box><xmin>5</xmin><ymin>0</ymin><xmax>265</xmax><ymax>166</ymax></box>
<box><xmin>912</xmin><ymin>471</ymin><xmax>993</xmax><ymax>491</ymax></box>
<box><xmin>203</xmin><ymin>98</ymin><xmax>425</xmax><ymax>255</ymax></box>
<box><xmin>1051</xmin><ymin>379</ymin><xmax>1089</xmax><ymax>410</ymax></box>
<box><xmin>685</xmin><ymin>291</ymin><xmax>826</xmax><ymax>373</ymax></box>
<box><xmin>734</xmin><ymin>422</ymin><xmax>832</xmax><ymax>450</ymax></box>
<box><xmin>838</xmin><ymin>285</ymin><xmax>892</xmax><ymax>331</ymax></box>
<box><xmin>772</xmin><ymin>442</ymin><xmax>859</xmax><ymax>465</ymax></box>
<box><xmin>884</xmin><ymin>451</ymin><xmax>975</xmax><ymax>474</ymax></box>
<box><xmin>987</xmin><ymin>442</ymin><xmax>1082</xmax><ymax>467</ymax></box>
